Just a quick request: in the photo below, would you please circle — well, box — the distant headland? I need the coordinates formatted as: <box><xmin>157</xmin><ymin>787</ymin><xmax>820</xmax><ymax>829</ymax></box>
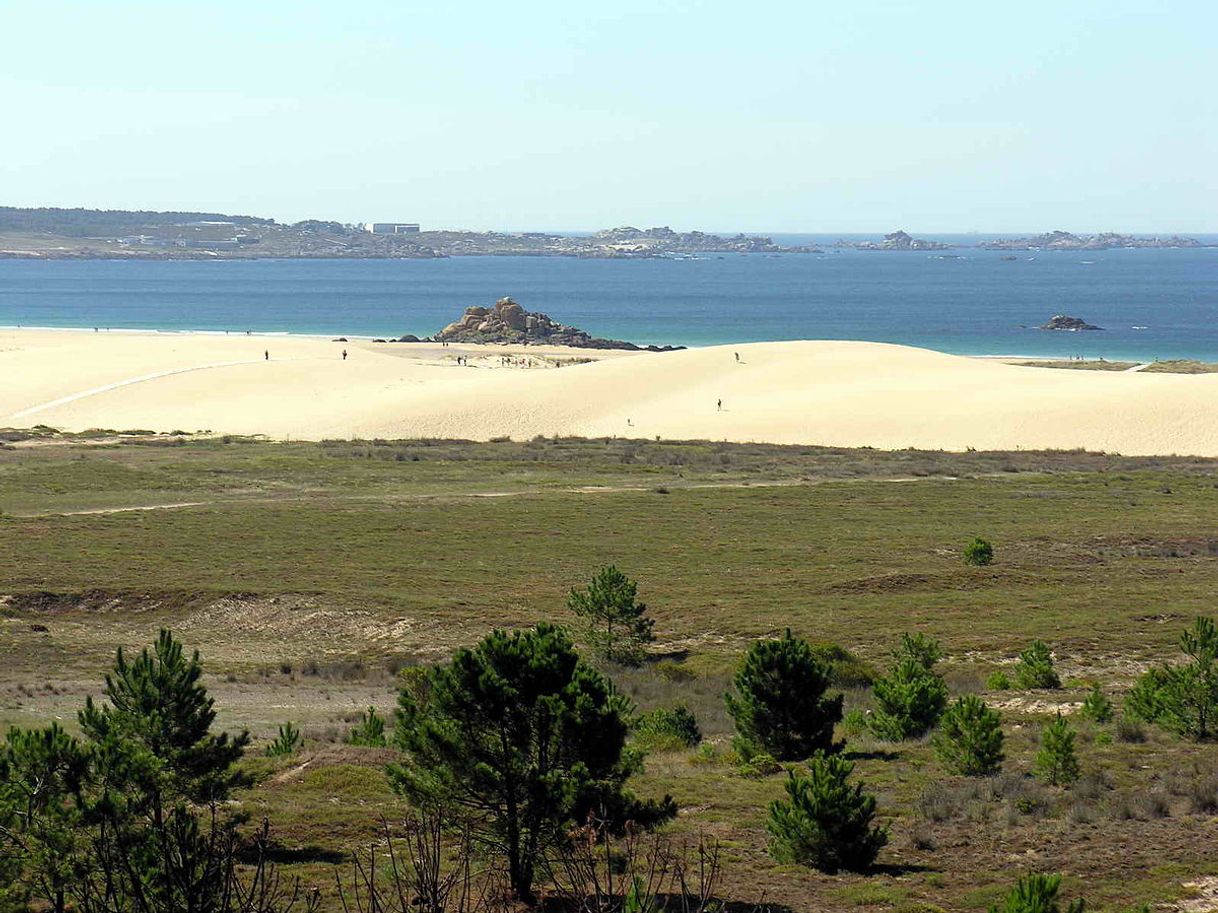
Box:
<box><xmin>0</xmin><ymin>207</ymin><xmax>809</xmax><ymax>261</ymax></box>
<box><xmin>0</xmin><ymin>208</ymin><xmax>1208</xmax><ymax>260</ymax></box>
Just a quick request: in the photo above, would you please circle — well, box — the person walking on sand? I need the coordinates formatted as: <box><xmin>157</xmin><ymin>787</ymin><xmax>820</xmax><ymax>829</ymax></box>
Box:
<box><xmin>717</xmin><ymin>398</ymin><xmax>722</xmax><ymax>411</ymax></box>
<box><xmin>734</xmin><ymin>351</ymin><xmax>739</xmax><ymax>363</ymax></box>
<box><xmin>342</xmin><ymin>349</ymin><xmax>348</xmax><ymax>361</ymax></box>
<box><xmin>264</xmin><ymin>350</ymin><xmax>269</xmax><ymax>361</ymax></box>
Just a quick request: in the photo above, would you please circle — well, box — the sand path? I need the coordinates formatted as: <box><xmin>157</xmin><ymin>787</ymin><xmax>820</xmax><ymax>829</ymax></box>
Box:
<box><xmin>7</xmin><ymin>359</ymin><xmax>266</xmax><ymax>421</ymax></box>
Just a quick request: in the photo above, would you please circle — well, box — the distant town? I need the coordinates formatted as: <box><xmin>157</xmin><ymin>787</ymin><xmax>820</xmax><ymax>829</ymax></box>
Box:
<box><xmin>0</xmin><ymin>207</ymin><xmax>1206</xmax><ymax>260</ymax></box>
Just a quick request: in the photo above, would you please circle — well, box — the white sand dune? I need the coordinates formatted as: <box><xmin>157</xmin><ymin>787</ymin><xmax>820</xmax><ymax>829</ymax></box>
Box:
<box><xmin>3</xmin><ymin>329</ymin><xmax>1218</xmax><ymax>455</ymax></box>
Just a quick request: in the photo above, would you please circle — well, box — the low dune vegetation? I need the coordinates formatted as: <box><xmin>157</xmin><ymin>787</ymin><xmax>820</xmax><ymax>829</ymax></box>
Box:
<box><xmin>3</xmin><ymin>436</ymin><xmax>1218</xmax><ymax>911</ymax></box>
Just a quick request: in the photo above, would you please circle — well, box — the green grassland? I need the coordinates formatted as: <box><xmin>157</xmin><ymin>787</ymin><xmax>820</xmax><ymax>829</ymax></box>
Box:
<box><xmin>3</xmin><ymin>436</ymin><xmax>1218</xmax><ymax>911</ymax></box>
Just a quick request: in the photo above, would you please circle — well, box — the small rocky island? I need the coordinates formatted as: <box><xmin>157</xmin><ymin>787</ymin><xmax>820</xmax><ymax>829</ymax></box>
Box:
<box><xmin>432</xmin><ymin>297</ymin><xmax>684</xmax><ymax>351</ymax></box>
<box><xmin>983</xmin><ymin>230</ymin><xmax>1201</xmax><ymax>251</ymax></box>
<box><xmin>837</xmin><ymin>230</ymin><xmax>952</xmax><ymax>251</ymax></box>
<box><xmin>1039</xmin><ymin>314</ymin><xmax>1103</xmax><ymax>331</ymax></box>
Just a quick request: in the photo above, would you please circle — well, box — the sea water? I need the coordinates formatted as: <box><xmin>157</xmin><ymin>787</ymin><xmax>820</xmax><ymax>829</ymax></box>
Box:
<box><xmin>1</xmin><ymin>236</ymin><xmax>1215</xmax><ymax>360</ymax></box>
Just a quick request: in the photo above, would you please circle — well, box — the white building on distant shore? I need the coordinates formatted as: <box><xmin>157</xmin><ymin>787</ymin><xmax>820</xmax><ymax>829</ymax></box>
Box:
<box><xmin>366</xmin><ymin>222</ymin><xmax>420</xmax><ymax>234</ymax></box>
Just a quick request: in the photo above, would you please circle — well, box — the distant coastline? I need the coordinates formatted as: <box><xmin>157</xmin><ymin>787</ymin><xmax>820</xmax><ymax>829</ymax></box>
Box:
<box><xmin>0</xmin><ymin>207</ymin><xmax>1210</xmax><ymax>260</ymax></box>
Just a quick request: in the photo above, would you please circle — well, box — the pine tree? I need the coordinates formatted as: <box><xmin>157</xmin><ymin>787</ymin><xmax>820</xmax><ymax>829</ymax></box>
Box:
<box><xmin>990</xmin><ymin>873</ymin><xmax>1086</xmax><ymax>913</ymax></box>
<box><xmin>893</xmin><ymin>632</ymin><xmax>943</xmax><ymax>671</ymax></box>
<box><xmin>79</xmin><ymin>628</ymin><xmax>250</xmax><ymax>805</ymax></box>
<box><xmin>568</xmin><ymin>565</ymin><xmax>655</xmax><ymax>666</ymax></box>
<box><xmin>265</xmin><ymin>722</ymin><xmax>302</xmax><ymax>757</ymax></box>
<box><xmin>766</xmin><ymin>751</ymin><xmax>888</xmax><ymax>872</ymax></box>
<box><xmin>1034</xmin><ymin>714</ymin><xmax>1080</xmax><ymax>787</ymax></box>
<box><xmin>1079</xmin><ymin>684</ymin><xmax>1113</xmax><ymax>724</ymax></box>
<box><xmin>1125</xmin><ymin>616</ymin><xmax>1218</xmax><ymax>740</ymax></box>
<box><xmin>868</xmin><ymin>634</ymin><xmax>948</xmax><ymax>741</ymax></box>
<box><xmin>725</xmin><ymin>630</ymin><xmax>844</xmax><ymax>761</ymax></box>
<box><xmin>346</xmin><ymin>707</ymin><xmax>387</xmax><ymax>746</ymax></box>
<box><xmin>76</xmin><ymin>631</ymin><xmax>253</xmax><ymax>913</ymax></box>
<box><xmin>0</xmin><ymin>724</ymin><xmax>89</xmax><ymax>913</ymax></box>
<box><xmin>933</xmin><ymin>695</ymin><xmax>1004</xmax><ymax>776</ymax></box>
<box><xmin>1014</xmin><ymin>641</ymin><xmax>1061</xmax><ymax>690</ymax></box>
<box><xmin>389</xmin><ymin>623</ymin><xmax>674</xmax><ymax>902</ymax></box>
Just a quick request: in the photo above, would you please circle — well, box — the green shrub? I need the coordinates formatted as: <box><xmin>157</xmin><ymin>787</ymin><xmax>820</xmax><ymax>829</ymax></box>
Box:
<box><xmin>989</xmin><ymin>873</ymin><xmax>1085</xmax><ymax>913</ymax></box>
<box><xmin>1014</xmin><ymin>641</ymin><xmax>1061</xmax><ymax>690</ymax></box>
<box><xmin>633</xmin><ymin>704</ymin><xmax>702</xmax><ymax>752</ymax></box>
<box><xmin>869</xmin><ymin>660</ymin><xmax>948</xmax><ymax>741</ymax></box>
<box><xmin>346</xmin><ymin>706</ymin><xmax>387</xmax><ymax>747</ymax></box>
<box><xmin>868</xmin><ymin>634</ymin><xmax>948</xmax><ymax>741</ymax></box>
<box><xmin>987</xmin><ymin>670</ymin><xmax>1012</xmax><ymax>691</ymax></box>
<box><xmin>1124</xmin><ymin>617</ymin><xmax>1218</xmax><ymax>740</ymax></box>
<box><xmin>265</xmin><ymin>721</ymin><xmax>301</xmax><ymax>757</ymax></box>
<box><xmin>725</xmin><ymin>630</ymin><xmax>843</xmax><ymax>761</ymax></box>
<box><xmin>840</xmin><ymin>708</ymin><xmax>869</xmax><ymax>737</ymax></box>
<box><xmin>1114</xmin><ymin>716</ymin><xmax>1146</xmax><ymax>743</ymax></box>
<box><xmin>1034</xmin><ymin>715</ymin><xmax>1080</xmax><ymax>787</ymax></box>
<box><xmin>654</xmin><ymin>660</ymin><xmax>696</xmax><ymax>683</ymax></box>
<box><xmin>690</xmin><ymin>743</ymin><xmax>719</xmax><ymax>766</ymax></box>
<box><xmin>963</xmin><ymin>537</ymin><xmax>994</xmax><ymax>566</ymax></box>
<box><xmin>933</xmin><ymin>695</ymin><xmax>1004</xmax><ymax>776</ymax></box>
<box><xmin>1078</xmin><ymin>685</ymin><xmax>1113</xmax><ymax>724</ymax></box>
<box><xmin>808</xmin><ymin>643</ymin><xmax>878</xmax><ymax>688</ymax></box>
<box><xmin>766</xmin><ymin>751</ymin><xmax>888</xmax><ymax>872</ymax></box>
<box><xmin>735</xmin><ymin>747</ymin><xmax>782</xmax><ymax>779</ymax></box>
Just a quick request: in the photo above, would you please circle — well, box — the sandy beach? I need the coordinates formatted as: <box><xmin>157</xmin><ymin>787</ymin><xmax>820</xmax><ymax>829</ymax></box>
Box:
<box><xmin>3</xmin><ymin>328</ymin><xmax>1218</xmax><ymax>455</ymax></box>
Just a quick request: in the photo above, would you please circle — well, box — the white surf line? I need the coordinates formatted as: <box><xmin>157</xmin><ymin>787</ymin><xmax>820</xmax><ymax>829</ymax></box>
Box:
<box><xmin>6</xmin><ymin>359</ymin><xmax>263</xmax><ymax>421</ymax></box>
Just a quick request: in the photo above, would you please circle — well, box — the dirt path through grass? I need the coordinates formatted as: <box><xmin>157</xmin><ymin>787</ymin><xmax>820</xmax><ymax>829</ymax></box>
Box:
<box><xmin>15</xmin><ymin>474</ymin><xmax>958</xmax><ymax>518</ymax></box>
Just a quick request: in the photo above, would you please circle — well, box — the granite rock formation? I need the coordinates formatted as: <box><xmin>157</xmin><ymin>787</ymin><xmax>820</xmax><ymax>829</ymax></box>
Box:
<box><xmin>434</xmin><ymin>298</ymin><xmax>684</xmax><ymax>351</ymax></box>
<box><xmin>1039</xmin><ymin>315</ymin><xmax>1103</xmax><ymax>331</ymax></box>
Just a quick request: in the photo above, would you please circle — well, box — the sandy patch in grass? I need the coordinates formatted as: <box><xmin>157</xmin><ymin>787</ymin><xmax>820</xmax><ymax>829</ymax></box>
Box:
<box><xmin>1177</xmin><ymin>877</ymin><xmax>1218</xmax><ymax>913</ymax></box>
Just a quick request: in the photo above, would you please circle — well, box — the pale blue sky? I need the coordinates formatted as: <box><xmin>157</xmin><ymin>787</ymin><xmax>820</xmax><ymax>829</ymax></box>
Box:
<box><xmin>1</xmin><ymin>1</ymin><xmax>1214</xmax><ymax>232</ymax></box>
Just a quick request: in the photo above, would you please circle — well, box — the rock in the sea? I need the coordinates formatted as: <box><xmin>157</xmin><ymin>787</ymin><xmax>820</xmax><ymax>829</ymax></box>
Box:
<box><xmin>842</xmin><ymin>230</ymin><xmax>952</xmax><ymax>251</ymax></box>
<box><xmin>433</xmin><ymin>296</ymin><xmax>684</xmax><ymax>351</ymax></box>
<box><xmin>983</xmin><ymin>231</ymin><xmax>1202</xmax><ymax>251</ymax></box>
<box><xmin>1039</xmin><ymin>315</ymin><xmax>1103</xmax><ymax>331</ymax></box>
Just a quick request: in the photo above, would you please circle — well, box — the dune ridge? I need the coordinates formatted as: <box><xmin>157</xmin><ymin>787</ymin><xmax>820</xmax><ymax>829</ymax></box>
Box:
<box><xmin>4</xmin><ymin>329</ymin><xmax>1217</xmax><ymax>456</ymax></box>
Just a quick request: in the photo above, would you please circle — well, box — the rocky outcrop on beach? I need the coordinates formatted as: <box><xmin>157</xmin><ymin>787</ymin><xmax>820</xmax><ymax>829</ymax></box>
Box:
<box><xmin>434</xmin><ymin>297</ymin><xmax>684</xmax><ymax>351</ymax></box>
<box><xmin>838</xmin><ymin>230</ymin><xmax>952</xmax><ymax>251</ymax></box>
<box><xmin>1040</xmin><ymin>315</ymin><xmax>1103</xmax><ymax>331</ymax></box>
<box><xmin>983</xmin><ymin>231</ymin><xmax>1202</xmax><ymax>251</ymax></box>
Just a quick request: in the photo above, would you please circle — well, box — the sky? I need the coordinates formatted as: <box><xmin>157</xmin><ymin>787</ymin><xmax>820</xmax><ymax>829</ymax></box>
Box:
<box><xmin>1</xmin><ymin>1</ymin><xmax>1214</xmax><ymax>233</ymax></box>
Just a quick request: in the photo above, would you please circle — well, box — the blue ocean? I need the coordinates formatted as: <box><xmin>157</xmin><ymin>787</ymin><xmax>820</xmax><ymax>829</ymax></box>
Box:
<box><xmin>1</xmin><ymin>234</ymin><xmax>1215</xmax><ymax>360</ymax></box>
